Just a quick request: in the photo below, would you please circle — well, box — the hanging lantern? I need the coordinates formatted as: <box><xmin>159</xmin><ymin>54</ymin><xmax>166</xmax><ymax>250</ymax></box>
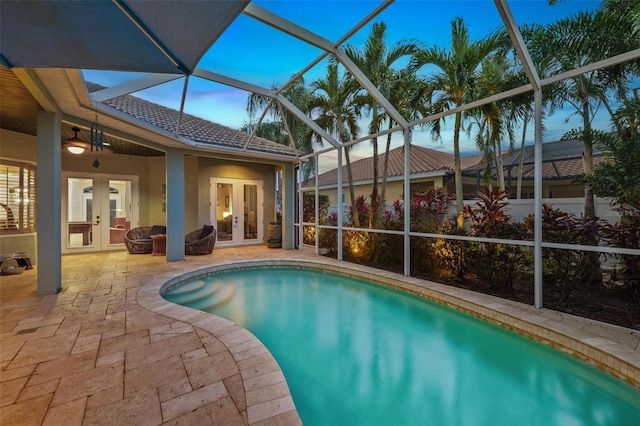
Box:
<box><xmin>90</xmin><ymin>104</ymin><xmax>104</xmax><ymax>152</ymax></box>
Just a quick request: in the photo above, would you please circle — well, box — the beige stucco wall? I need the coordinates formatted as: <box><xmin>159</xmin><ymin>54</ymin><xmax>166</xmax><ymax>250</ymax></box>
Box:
<box><xmin>197</xmin><ymin>157</ymin><xmax>278</xmax><ymax>237</ymax></box>
<box><xmin>0</xmin><ymin>129</ymin><xmax>37</xmax><ymax>161</ymax></box>
<box><xmin>146</xmin><ymin>156</ymin><xmax>166</xmax><ymax>227</ymax></box>
<box><xmin>318</xmin><ymin>176</ymin><xmax>446</xmax><ymax>206</ymax></box>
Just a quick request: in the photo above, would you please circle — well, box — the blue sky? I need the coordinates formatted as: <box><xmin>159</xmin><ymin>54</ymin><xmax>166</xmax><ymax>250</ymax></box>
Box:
<box><xmin>84</xmin><ymin>0</ymin><xmax>615</xmax><ymax>162</ymax></box>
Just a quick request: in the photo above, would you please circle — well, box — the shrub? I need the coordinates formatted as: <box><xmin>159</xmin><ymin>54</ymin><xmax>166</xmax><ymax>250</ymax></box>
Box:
<box><xmin>432</xmin><ymin>221</ymin><xmax>472</xmax><ymax>280</ymax></box>
<box><xmin>525</xmin><ymin>204</ymin><xmax>605</xmax><ymax>302</ymax></box>
<box><xmin>602</xmin><ymin>204</ymin><xmax>640</xmax><ymax>303</ymax></box>
<box><xmin>378</xmin><ymin>188</ymin><xmax>454</xmax><ymax>275</ymax></box>
<box><xmin>346</xmin><ymin>195</ymin><xmax>370</xmax><ymax>228</ymax></box>
<box><xmin>464</xmin><ymin>188</ymin><xmax>529</xmax><ymax>289</ymax></box>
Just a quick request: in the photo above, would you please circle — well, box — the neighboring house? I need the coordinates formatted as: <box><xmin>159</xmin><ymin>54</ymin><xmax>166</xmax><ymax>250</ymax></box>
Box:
<box><xmin>305</xmin><ymin>145</ymin><xmax>483</xmax><ymax>206</ymax></box>
<box><xmin>308</xmin><ymin>140</ymin><xmax>606</xmax><ymax>208</ymax></box>
<box><xmin>463</xmin><ymin>139</ymin><xmax>607</xmax><ymax>199</ymax></box>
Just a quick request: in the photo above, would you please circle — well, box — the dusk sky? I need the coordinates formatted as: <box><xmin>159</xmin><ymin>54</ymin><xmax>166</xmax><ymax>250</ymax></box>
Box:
<box><xmin>83</xmin><ymin>0</ymin><xmax>611</xmax><ymax>163</ymax></box>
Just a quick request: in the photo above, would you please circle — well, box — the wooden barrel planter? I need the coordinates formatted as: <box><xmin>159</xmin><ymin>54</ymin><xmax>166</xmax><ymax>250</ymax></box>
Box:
<box><xmin>267</xmin><ymin>222</ymin><xmax>282</xmax><ymax>248</ymax></box>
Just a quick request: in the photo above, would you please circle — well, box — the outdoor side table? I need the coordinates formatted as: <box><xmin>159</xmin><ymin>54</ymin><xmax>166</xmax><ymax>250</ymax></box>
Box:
<box><xmin>151</xmin><ymin>234</ymin><xmax>167</xmax><ymax>256</ymax></box>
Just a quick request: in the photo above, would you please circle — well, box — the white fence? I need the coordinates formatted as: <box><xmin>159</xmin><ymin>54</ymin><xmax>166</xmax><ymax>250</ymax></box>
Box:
<box><xmin>326</xmin><ymin>197</ymin><xmax>621</xmax><ymax>225</ymax></box>
<box><xmin>502</xmin><ymin>197</ymin><xmax>618</xmax><ymax>224</ymax></box>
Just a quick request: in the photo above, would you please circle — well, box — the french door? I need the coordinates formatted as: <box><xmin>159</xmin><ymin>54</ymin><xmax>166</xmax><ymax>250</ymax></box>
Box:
<box><xmin>62</xmin><ymin>172</ymin><xmax>138</xmax><ymax>253</ymax></box>
<box><xmin>211</xmin><ymin>178</ymin><xmax>263</xmax><ymax>246</ymax></box>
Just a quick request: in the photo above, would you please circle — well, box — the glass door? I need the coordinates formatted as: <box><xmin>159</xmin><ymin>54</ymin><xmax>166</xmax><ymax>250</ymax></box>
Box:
<box><xmin>63</xmin><ymin>173</ymin><xmax>138</xmax><ymax>253</ymax></box>
<box><xmin>104</xmin><ymin>179</ymin><xmax>133</xmax><ymax>247</ymax></box>
<box><xmin>211</xmin><ymin>178</ymin><xmax>263</xmax><ymax>246</ymax></box>
<box><xmin>65</xmin><ymin>176</ymin><xmax>98</xmax><ymax>250</ymax></box>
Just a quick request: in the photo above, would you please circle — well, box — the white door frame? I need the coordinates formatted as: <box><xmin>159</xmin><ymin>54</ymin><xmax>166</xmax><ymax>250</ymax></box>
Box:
<box><xmin>62</xmin><ymin>172</ymin><xmax>139</xmax><ymax>253</ymax></box>
<box><xmin>210</xmin><ymin>177</ymin><xmax>263</xmax><ymax>246</ymax></box>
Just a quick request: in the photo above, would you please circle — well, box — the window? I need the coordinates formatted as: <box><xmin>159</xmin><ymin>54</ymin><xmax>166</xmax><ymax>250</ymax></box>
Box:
<box><xmin>0</xmin><ymin>160</ymin><xmax>36</xmax><ymax>234</ymax></box>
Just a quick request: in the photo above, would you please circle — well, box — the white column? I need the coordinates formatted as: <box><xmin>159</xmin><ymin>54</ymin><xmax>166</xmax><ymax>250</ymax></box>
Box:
<box><xmin>165</xmin><ymin>149</ymin><xmax>185</xmax><ymax>262</ymax></box>
<box><xmin>36</xmin><ymin>111</ymin><xmax>62</xmax><ymax>295</ymax></box>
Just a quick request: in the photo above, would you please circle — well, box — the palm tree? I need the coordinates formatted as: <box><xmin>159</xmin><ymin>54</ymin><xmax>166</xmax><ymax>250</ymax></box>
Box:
<box><xmin>411</xmin><ymin>17</ymin><xmax>502</xmax><ymax>227</ymax></box>
<box><xmin>378</xmin><ymin>67</ymin><xmax>429</xmax><ymax>219</ymax></box>
<box><xmin>245</xmin><ymin>77</ymin><xmax>317</xmax><ymax>179</ymax></box>
<box><xmin>343</xmin><ymin>22</ymin><xmax>417</xmax><ymax>227</ymax></box>
<box><xmin>544</xmin><ymin>5</ymin><xmax>639</xmax><ymax>217</ymax></box>
<box><xmin>310</xmin><ymin>62</ymin><xmax>362</xmax><ymax>226</ymax></box>
<box><xmin>502</xmin><ymin>23</ymin><xmax>555</xmax><ymax>199</ymax></box>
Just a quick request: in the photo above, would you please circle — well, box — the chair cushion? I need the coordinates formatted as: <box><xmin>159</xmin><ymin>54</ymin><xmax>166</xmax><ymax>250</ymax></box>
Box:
<box><xmin>150</xmin><ymin>225</ymin><xmax>166</xmax><ymax>236</ymax></box>
<box><xmin>200</xmin><ymin>224</ymin><xmax>214</xmax><ymax>240</ymax></box>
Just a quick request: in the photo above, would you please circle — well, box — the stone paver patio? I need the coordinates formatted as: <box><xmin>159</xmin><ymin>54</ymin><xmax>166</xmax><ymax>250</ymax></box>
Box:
<box><xmin>1</xmin><ymin>245</ymin><xmax>639</xmax><ymax>425</ymax></box>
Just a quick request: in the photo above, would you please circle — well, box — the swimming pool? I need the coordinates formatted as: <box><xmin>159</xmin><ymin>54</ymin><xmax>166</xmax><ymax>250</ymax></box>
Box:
<box><xmin>162</xmin><ymin>266</ymin><xmax>640</xmax><ymax>425</ymax></box>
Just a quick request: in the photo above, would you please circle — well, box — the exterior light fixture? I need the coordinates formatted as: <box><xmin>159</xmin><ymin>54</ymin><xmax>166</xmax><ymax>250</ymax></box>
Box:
<box><xmin>64</xmin><ymin>127</ymin><xmax>87</xmax><ymax>154</ymax></box>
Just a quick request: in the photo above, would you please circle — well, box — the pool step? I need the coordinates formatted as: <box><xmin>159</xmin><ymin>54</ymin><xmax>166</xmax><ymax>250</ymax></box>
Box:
<box><xmin>165</xmin><ymin>279</ymin><xmax>206</xmax><ymax>295</ymax></box>
<box><xmin>164</xmin><ymin>281</ymin><xmax>220</xmax><ymax>303</ymax></box>
<box><xmin>189</xmin><ymin>285</ymin><xmax>235</xmax><ymax>311</ymax></box>
<box><xmin>164</xmin><ymin>281</ymin><xmax>235</xmax><ymax>310</ymax></box>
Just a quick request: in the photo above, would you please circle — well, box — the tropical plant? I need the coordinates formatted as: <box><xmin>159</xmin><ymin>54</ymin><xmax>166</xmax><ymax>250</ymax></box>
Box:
<box><xmin>311</xmin><ymin>62</ymin><xmax>362</xmax><ymax>226</ymax></box>
<box><xmin>571</xmin><ymin>129</ymin><xmax>640</xmax><ymax>209</ymax></box>
<box><xmin>343</xmin><ymin>21</ymin><xmax>417</xmax><ymax>227</ymax></box>
<box><xmin>464</xmin><ymin>188</ymin><xmax>529</xmax><ymax>289</ymax></box>
<box><xmin>378</xmin><ymin>68</ymin><xmax>428</xmax><ymax>219</ymax></box>
<box><xmin>246</xmin><ymin>77</ymin><xmax>318</xmax><ymax>179</ymax></box>
<box><xmin>525</xmin><ymin>204</ymin><xmax>605</xmax><ymax>302</ymax></box>
<box><xmin>411</xmin><ymin>17</ymin><xmax>503</xmax><ymax>228</ymax></box>
<box><xmin>543</xmin><ymin>4</ymin><xmax>640</xmax><ymax>217</ymax></box>
<box><xmin>602</xmin><ymin>205</ymin><xmax>640</xmax><ymax>303</ymax></box>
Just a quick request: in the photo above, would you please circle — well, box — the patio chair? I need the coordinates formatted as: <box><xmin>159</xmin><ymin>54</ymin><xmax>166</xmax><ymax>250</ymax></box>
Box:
<box><xmin>124</xmin><ymin>225</ymin><xmax>166</xmax><ymax>254</ymax></box>
<box><xmin>185</xmin><ymin>225</ymin><xmax>217</xmax><ymax>256</ymax></box>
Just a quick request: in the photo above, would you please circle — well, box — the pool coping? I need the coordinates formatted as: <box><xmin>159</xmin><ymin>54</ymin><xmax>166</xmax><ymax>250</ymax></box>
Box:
<box><xmin>138</xmin><ymin>258</ymin><xmax>640</xmax><ymax>424</ymax></box>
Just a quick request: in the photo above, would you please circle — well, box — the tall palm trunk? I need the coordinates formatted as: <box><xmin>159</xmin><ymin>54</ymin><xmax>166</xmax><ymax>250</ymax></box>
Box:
<box><xmin>337</xmin><ymin>125</ymin><xmax>360</xmax><ymax>228</ymax></box>
<box><xmin>578</xmin><ymin>76</ymin><xmax>596</xmax><ymax>218</ymax></box>
<box><xmin>453</xmin><ymin>111</ymin><xmax>464</xmax><ymax>228</ymax></box>
<box><xmin>516</xmin><ymin>118</ymin><xmax>528</xmax><ymax>199</ymax></box>
<box><xmin>379</xmin><ymin>123</ymin><xmax>394</xmax><ymax>223</ymax></box>
<box><xmin>344</xmin><ymin>148</ymin><xmax>359</xmax><ymax>228</ymax></box>
<box><xmin>369</xmin><ymin>108</ymin><xmax>380</xmax><ymax>228</ymax></box>
<box><xmin>496</xmin><ymin>141</ymin><xmax>505</xmax><ymax>193</ymax></box>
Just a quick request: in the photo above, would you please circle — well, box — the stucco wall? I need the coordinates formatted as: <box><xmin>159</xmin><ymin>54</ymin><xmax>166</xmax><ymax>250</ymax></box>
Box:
<box><xmin>0</xmin><ymin>129</ymin><xmax>37</xmax><ymax>161</ymax></box>
<box><xmin>147</xmin><ymin>156</ymin><xmax>166</xmax><ymax>227</ymax></box>
<box><xmin>318</xmin><ymin>176</ymin><xmax>446</xmax><ymax>205</ymax></box>
<box><xmin>197</xmin><ymin>157</ymin><xmax>278</xmax><ymax>238</ymax></box>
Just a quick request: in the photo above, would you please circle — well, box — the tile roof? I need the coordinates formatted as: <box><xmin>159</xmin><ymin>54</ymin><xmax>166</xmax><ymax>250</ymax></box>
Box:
<box><xmin>464</xmin><ymin>140</ymin><xmax>607</xmax><ymax>180</ymax></box>
<box><xmin>307</xmin><ymin>139</ymin><xmax>606</xmax><ymax>188</ymax></box>
<box><xmin>90</xmin><ymin>83</ymin><xmax>299</xmax><ymax>158</ymax></box>
<box><xmin>309</xmin><ymin>145</ymin><xmax>459</xmax><ymax>187</ymax></box>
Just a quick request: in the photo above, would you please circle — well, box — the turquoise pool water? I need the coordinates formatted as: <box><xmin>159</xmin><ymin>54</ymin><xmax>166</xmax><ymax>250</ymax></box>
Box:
<box><xmin>162</xmin><ymin>267</ymin><xmax>640</xmax><ymax>426</ymax></box>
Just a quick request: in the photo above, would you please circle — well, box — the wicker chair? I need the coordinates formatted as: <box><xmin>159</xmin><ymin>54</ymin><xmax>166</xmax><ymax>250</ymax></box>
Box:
<box><xmin>124</xmin><ymin>226</ymin><xmax>165</xmax><ymax>254</ymax></box>
<box><xmin>185</xmin><ymin>226</ymin><xmax>217</xmax><ymax>256</ymax></box>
